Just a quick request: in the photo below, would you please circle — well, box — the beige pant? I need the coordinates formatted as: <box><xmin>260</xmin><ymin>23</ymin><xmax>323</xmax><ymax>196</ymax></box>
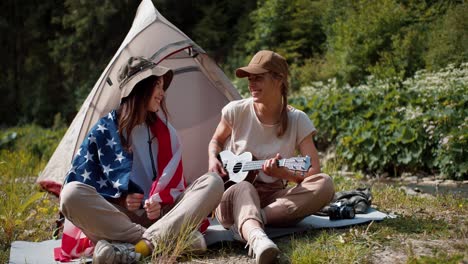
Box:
<box><xmin>215</xmin><ymin>173</ymin><xmax>334</xmax><ymax>235</ymax></box>
<box><xmin>60</xmin><ymin>172</ymin><xmax>224</xmax><ymax>244</ymax></box>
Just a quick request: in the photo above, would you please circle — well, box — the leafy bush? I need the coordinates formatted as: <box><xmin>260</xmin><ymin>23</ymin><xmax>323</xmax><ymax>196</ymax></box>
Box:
<box><xmin>291</xmin><ymin>63</ymin><xmax>467</xmax><ymax>179</ymax></box>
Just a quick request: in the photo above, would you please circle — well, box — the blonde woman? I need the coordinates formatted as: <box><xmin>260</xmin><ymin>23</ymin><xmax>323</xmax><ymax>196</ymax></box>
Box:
<box><xmin>208</xmin><ymin>50</ymin><xmax>335</xmax><ymax>264</ymax></box>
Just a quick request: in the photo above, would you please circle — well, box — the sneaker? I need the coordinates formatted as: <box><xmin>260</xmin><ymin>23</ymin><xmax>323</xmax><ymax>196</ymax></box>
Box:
<box><xmin>246</xmin><ymin>228</ymin><xmax>279</xmax><ymax>264</ymax></box>
<box><xmin>188</xmin><ymin>230</ymin><xmax>207</xmax><ymax>252</ymax></box>
<box><xmin>92</xmin><ymin>240</ymin><xmax>141</xmax><ymax>264</ymax></box>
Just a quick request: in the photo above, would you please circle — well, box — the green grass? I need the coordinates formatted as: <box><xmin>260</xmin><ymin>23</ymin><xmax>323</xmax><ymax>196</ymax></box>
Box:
<box><xmin>148</xmin><ymin>217</ymin><xmax>207</xmax><ymax>263</ymax></box>
<box><xmin>0</xmin><ymin>149</ymin><xmax>59</xmax><ymax>263</ymax></box>
<box><xmin>272</xmin><ymin>169</ymin><xmax>467</xmax><ymax>264</ymax></box>
<box><xmin>0</xmin><ymin>125</ymin><xmax>467</xmax><ymax>263</ymax></box>
<box><xmin>407</xmin><ymin>252</ymin><xmax>466</xmax><ymax>264</ymax></box>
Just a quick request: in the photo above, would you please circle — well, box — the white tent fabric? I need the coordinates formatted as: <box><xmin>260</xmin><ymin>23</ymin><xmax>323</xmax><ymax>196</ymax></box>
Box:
<box><xmin>37</xmin><ymin>0</ymin><xmax>241</xmax><ymax>195</ymax></box>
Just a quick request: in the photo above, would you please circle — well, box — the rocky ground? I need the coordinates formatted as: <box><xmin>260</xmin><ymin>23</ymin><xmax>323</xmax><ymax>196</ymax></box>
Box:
<box><xmin>381</xmin><ymin>173</ymin><xmax>468</xmax><ymax>198</ymax></box>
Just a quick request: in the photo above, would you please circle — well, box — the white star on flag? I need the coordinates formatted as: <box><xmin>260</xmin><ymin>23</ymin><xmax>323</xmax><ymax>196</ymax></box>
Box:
<box><xmin>85</xmin><ymin>151</ymin><xmax>94</xmax><ymax>163</ymax></box>
<box><xmin>112</xmin><ymin>179</ymin><xmax>122</xmax><ymax>189</ymax></box>
<box><xmin>82</xmin><ymin>170</ymin><xmax>91</xmax><ymax>182</ymax></box>
<box><xmin>68</xmin><ymin>165</ymin><xmax>76</xmax><ymax>175</ymax></box>
<box><xmin>98</xmin><ymin>148</ymin><xmax>104</xmax><ymax>158</ymax></box>
<box><xmin>97</xmin><ymin>177</ymin><xmax>107</xmax><ymax>188</ymax></box>
<box><xmin>102</xmin><ymin>164</ymin><xmax>114</xmax><ymax>176</ymax></box>
<box><xmin>106</xmin><ymin>138</ymin><xmax>117</xmax><ymax>149</ymax></box>
<box><xmin>115</xmin><ymin>152</ymin><xmax>125</xmax><ymax>163</ymax></box>
<box><xmin>89</xmin><ymin>135</ymin><xmax>97</xmax><ymax>144</ymax></box>
<box><xmin>97</xmin><ymin>124</ymin><xmax>108</xmax><ymax>134</ymax></box>
<box><xmin>66</xmin><ymin>110</ymin><xmax>162</xmax><ymax>201</ymax></box>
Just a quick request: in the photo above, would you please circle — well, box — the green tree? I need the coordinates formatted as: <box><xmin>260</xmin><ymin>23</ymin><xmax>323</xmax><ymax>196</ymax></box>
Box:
<box><xmin>0</xmin><ymin>0</ymin><xmax>64</xmax><ymax>126</ymax></box>
<box><xmin>324</xmin><ymin>0</ymin><xmax>462</xmax><ymax>85</ymax></box>
<box><xmin>424</xmin><ymin>2</ymin><xmax>468</xmax><ymax>70</ymax></box>
<box><xmin>49</xmin><ymin>0</ymin><xmax>139</xmax><ymax>119</ymax></box>
<box><xmin>229</xmin><ymin>0</ymin><xmax>328</xmax><ymax>90</ymax></box>
<box><xmin>192</xmin><ymin>0</ymin><xmax>256</xmax><ymax>62</ymax></box>
<box><xmin>324</xmin><ymin>0</ymin><xmax>410</xmax><ymax>85</ymax></box>
<box><xmin>244</xmin><ymin>0</ymin><xmax>326</xmax><ymax>61</ymax></box>
<box><xmin>0</xmin><ymin>0</ymin><xmax>21</xmax><ymax>125</ymax></box>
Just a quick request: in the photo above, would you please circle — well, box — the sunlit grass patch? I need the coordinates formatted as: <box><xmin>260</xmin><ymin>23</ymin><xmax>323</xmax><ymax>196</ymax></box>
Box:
<box><xmin>0</xmin><ymin>125</ymin><xmax>65</xmax><ymax>161</ymax></box>
<box><xmin>0</xmin><ymin>150</ymin><xmax>44</xmax><ymax>243</ymax></box>
<box><xmin>278</xmin><ymin>230</ymin><xmax>372</xmax><ymax>264</ymax></box>
<box><xmin>373</xmin><ymin>183</ymin><xmax>467</xmax><ymax>237</ymax></box>
<box><xmin>148</xmin><ymin>216</ymin><xmax>207</xmax><ymax>263</ymax></box>
<box><xmin>0</xmin><ymin>131</ymin><xmax>61</xmax><ymax>263</ymax></box>
<box><xmin>373</xmin><ymin>217</ymin><xmax>450</xmax><ymax>240</ymax></box>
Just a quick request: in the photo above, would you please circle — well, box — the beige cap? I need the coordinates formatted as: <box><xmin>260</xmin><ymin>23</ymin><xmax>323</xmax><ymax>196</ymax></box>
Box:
<box><xmin>235</xmin><ymin>50</ymin><xmax>288</xmax><ymax>78</ymax></box>
<box><xmin>118</xmin><ymin>57</ymin><xmax>173</xmax><ymax>101</ymax></box>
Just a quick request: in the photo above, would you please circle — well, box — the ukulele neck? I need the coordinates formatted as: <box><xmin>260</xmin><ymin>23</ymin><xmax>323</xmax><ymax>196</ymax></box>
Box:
<box><xmin>242</xmin><ymin>160</ymin><xmax>283</xmax><ymax>171</ymax></box>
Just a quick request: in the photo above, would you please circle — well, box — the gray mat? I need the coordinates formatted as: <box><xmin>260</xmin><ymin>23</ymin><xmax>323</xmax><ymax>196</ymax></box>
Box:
<box><xmin>10</xmin><ymin>208</ymin><xmax>390</xmax><ymax>263</ymax></box>
<box><xmin>9</xmin><ymin>239</ymin><xmax>90</xmax><ymax>264</ymax></box>
<box><xmin>204</xmin><ymin>208</ymin><xmax>390</xmax><ymax>245</ymax></box>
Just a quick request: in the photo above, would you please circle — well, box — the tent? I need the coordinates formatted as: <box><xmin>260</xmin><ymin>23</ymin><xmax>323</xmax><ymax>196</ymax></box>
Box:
<box><xmin>37</xmin><ymin>0</ymin><xmax>241</xmax><ymax>196</ymax></box>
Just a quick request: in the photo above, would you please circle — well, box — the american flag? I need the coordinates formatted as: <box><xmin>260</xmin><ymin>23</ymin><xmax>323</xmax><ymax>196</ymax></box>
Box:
<box><xmin>65</xmin><ymin>110</ymin><xmax>135</xmax><ymax>198</ymax></box>
<box><xmin>64</xmin><ymin>110</ymin><xmax>185</xmax><ymax>203</ymax></box>
<box><xmin>56</xmin><ymin>110</ymin><xmax>186</xmax><ymax>261</ymax></box>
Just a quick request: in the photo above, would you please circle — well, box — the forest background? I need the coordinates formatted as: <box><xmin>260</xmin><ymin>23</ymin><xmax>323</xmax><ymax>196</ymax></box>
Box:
<box><xmin>0</xmin><ymin>0</ymin><xmax>467</xmax><ymax>179</ymax></box>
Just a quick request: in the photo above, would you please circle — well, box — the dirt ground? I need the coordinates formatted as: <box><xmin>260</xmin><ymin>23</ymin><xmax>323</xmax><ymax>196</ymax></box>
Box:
<box><xmin>371</xmin><ymin>238</ymin><xmax>468</xmax><ymax>264</ymax></box>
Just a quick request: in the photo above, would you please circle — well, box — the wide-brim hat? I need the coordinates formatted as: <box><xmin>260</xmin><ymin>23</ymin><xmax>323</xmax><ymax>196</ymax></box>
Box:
<box><xmin>118</xmin><ymin>57</ymin><xmax>173</xmax><ymax>101</ymax></box>
<box><xmin>235</xmin><ymin>50</ymin><xmax>288</xmax><ymax>78</ymax></box>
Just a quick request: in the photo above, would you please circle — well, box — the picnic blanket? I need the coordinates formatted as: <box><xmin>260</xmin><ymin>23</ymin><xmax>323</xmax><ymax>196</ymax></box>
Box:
<box><xmin>9</xmin><ymin>208</ymin><xmax>391</xmax><ymax>264</ymax></box>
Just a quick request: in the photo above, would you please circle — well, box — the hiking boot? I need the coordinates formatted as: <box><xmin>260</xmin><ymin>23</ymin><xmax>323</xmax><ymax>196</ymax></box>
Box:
<box><xmin>246</xmin><ymin>228</ymin><xmax>279</xmax><ymax>264</ymax></box>
<box><xmin>93</xmin><ymin>240</ymin><xmax>141</xmax><ymax>264</ymax></box>
<box><xmin>188</xmin><ymin>230</ymin><xmax>207</xmax><ymax>252</ymax></box>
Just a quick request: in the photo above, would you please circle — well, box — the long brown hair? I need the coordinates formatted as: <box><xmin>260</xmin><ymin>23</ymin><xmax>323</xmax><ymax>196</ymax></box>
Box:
<box><xmin>271</xmin><ymin>71</ymin><xmax>289</xmax><ymax>137</ymax></box>
<box><xmin>117</xmin><ymin>75</ymin><xmax>169</xmax><ymax>151</ymax></box>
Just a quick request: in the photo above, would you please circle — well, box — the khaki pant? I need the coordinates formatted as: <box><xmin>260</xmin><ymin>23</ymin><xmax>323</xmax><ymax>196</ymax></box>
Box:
<box><xmin>215</xmin><ymin>173</ymin><xmax>334</xmax><ymax>235</ymax></box>
<box><xmin>60</xmin><ymin>172</ymin><xmax>224</xmax><ymax>245</ymax></box>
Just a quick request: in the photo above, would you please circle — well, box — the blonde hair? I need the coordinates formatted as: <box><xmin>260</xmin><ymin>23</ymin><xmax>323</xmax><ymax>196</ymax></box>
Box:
<box><xmin>270</xmin><ymin>71</ymin><xmax>289</xmax><ymax>137</ymax></box>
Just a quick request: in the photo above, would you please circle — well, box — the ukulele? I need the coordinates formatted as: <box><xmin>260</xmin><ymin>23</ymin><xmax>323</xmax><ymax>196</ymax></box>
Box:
<box><xmin>219</xmin><ymin>150</ymin><xmax>311</xmax><ymax>183</ymax></box>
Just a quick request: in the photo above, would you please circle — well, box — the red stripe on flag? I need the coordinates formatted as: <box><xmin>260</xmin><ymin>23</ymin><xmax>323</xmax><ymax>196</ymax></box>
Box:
<box><xmin>148</xmin><ymin>117</ymin><xmax>185</xmax><ymax>204</ymax></box>
<box><xmin>157</xmin><ymin>160</ymin><xmax>184</xmax><ymax>204</ymax></box>
<box><xmin>154</xmin><ymin>117</ymin><xmax>172</xmax><ymax>175</ymax></box>
<box><xmin>149</xmin><ymin>118</ymin><xmax>171</xmax><ymax>196</ymax></box>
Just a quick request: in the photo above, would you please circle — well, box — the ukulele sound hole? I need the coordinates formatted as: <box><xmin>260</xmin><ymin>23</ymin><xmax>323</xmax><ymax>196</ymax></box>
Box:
<box><xmin>233</xmin><ymin>162</ymin><xmax>242</xmax><ymax>173</ymax></box>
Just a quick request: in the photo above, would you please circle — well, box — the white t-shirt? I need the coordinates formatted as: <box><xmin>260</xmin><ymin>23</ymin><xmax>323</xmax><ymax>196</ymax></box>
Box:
<box><xmin>222</xmin><ymin>98</ymin><xmax>316</xmax><ymax>183</ymax></box>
